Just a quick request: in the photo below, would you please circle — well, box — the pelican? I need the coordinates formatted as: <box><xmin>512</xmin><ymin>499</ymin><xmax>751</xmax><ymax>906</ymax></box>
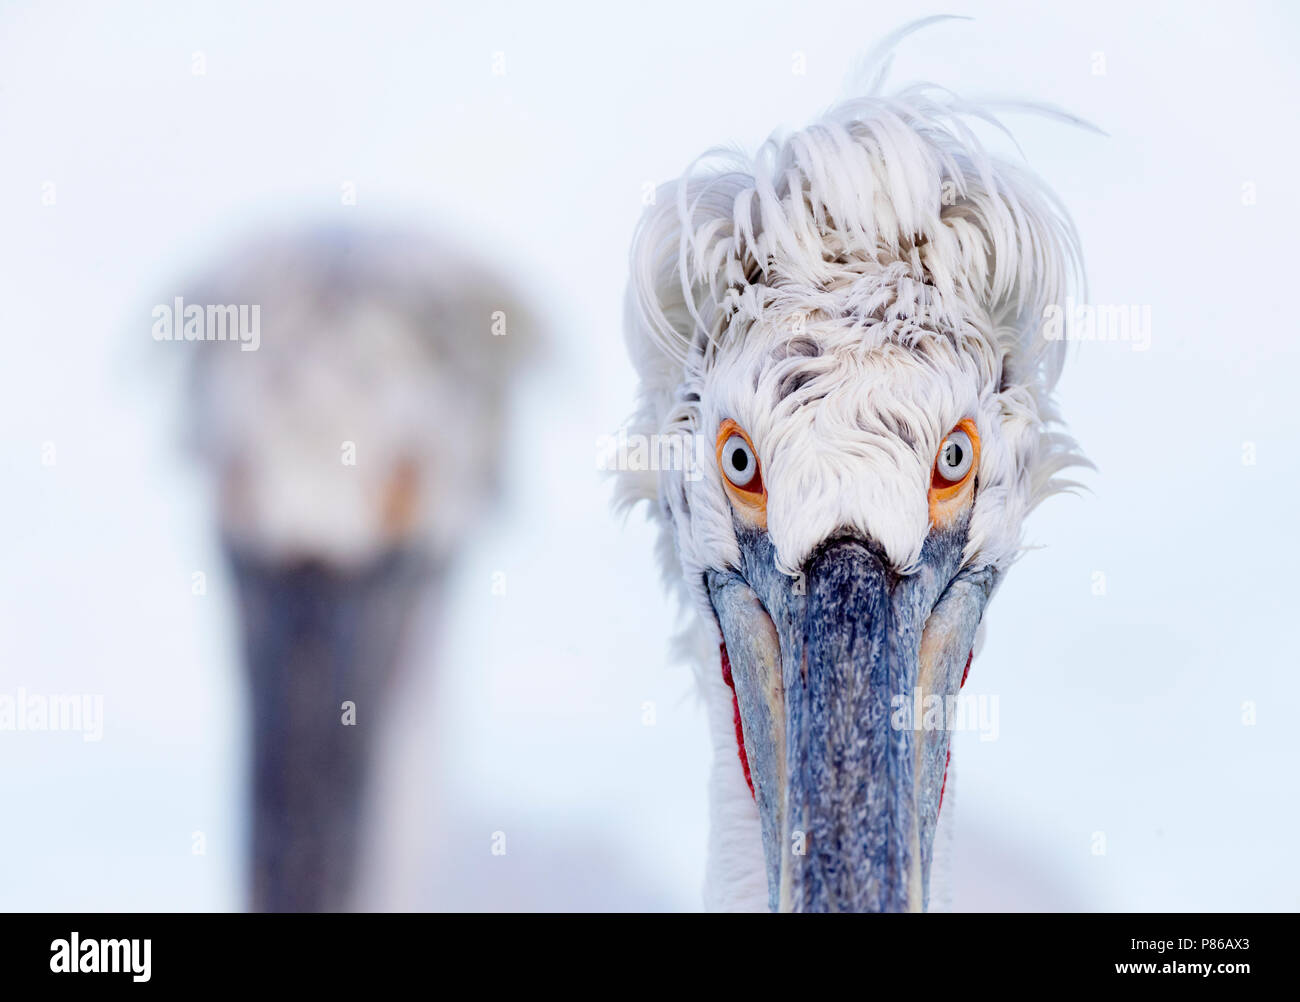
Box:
<box><xmin>182</xmin><ymin>224</ymin><xmax>528</xmax><ymax>911</ymax></box>
<box><xmin>618</xmin><ymin>27</ymin><xmax>1087</xmax><ymax>912</ymax></box>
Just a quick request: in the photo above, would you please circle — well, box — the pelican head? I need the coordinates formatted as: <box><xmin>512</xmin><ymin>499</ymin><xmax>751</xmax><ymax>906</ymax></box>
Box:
<box><xmin>183</xmin><ymin>224</ymin><xmax>527</xmax><ymax>910</ymax></box>
<box><xmin>620</xmin><ymin>74</ymin><xmax>1084</xmax><ymax>911</ymax></box>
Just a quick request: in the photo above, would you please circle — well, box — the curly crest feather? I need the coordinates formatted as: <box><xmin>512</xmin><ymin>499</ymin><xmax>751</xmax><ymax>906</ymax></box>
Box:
<box><xmin>620</xmin><ymin>54</ymin><xmax>1088</xmax><ymax>598</ymax></box>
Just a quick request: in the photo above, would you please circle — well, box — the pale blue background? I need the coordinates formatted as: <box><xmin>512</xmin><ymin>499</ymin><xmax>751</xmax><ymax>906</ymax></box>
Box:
<box><xmin>0</xmin><ymin>1</ymin><xmax>1296</xmax><ymax>910</ymax></box>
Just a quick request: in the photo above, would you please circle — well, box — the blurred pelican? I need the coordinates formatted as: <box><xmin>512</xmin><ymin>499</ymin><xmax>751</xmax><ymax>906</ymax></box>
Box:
<box><xmin>181</xmin><ymin>224</ymin><xmax>529</xmax><ymax>911</ymax></box>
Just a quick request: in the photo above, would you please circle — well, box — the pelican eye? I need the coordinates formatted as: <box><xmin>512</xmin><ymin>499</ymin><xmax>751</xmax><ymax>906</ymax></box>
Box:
<box><xmin>928</xmin><ymin>419</ymin><xmax>980</xmax><ymax>528</ymax></box>
<box><xmin>715</xmin><ymin>420</ymin><xmax>767</xmax><ymax>527</ymax></box>
<box><xmin>721</xmin><ymin>435</ymin><xmax>759</xmax><ymax>489</ymax></box>
<box><xmin>933</xmin><ymin>429</ymin><xmax>974</xmax><ymax>485</ymax></box>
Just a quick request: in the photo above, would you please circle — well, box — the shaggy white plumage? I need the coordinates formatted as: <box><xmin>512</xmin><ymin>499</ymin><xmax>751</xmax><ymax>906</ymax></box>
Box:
<box><xmin>184</xmin><ymin>225</ymin><xmax>530</xmax><ymax>567</ymax></box>
<box><xmin>618</xmin><ymin>24</ymin><xmax>1087</xmax><ymax>911</ymax></box>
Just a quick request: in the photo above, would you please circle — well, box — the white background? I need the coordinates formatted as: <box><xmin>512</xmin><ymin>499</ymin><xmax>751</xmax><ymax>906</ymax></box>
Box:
<box><xmin>0</xmin><ymin>1</ymin><xmax>1296</xmax><ymax>910</ymax></box>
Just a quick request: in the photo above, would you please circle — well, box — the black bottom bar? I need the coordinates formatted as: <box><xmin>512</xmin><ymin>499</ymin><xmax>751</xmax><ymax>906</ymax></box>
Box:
<box><xmin>0</xmin><ymin>912</ymin><xmax>1289</xmax><ymax>989</ymax></box>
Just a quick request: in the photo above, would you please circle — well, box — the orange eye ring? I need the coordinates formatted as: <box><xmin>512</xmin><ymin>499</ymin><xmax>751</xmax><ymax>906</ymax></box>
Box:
<box><xmin>716</xmin><ymin>419</ymin><xmax>767</xmax><ymax>528</ymax></box>
<box><xmin>928</xmin><ymin>418</ymin><xmax>980</xmax><ymax>529</ymax></box>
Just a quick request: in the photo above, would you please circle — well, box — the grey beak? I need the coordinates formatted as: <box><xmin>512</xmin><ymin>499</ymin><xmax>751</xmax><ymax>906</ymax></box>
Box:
<box><xmin>226</xmin><ymin>544</ymin><xmax>431</xmax><ymax>912</ymax></box>
<box><xmin>790</xmin><ymin>539</ymin><xmax>917</xmax><ymax>911</ymax></box>
<box><xmin>708</xmin><ymin>525</ymin><xmax>993</xmax><ymax>912</ymax></box>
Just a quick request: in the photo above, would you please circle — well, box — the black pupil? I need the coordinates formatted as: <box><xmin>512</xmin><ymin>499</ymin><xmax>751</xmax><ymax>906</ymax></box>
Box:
<box><xmin>731</xmin><ymin>447</ymin><xmax>749</xmax><ymax>473</ymax></box>
<box><xmin>943</xmin><ymin>442</ymin><xmax>963</xmax><ymax>468</ymax></box>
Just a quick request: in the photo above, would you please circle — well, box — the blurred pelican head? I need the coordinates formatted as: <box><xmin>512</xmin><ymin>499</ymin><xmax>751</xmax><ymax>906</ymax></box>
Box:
<box><xmin>185</xmin><ymin>223</ymin><xmax>530</xmax><ymax>569</ymax></box>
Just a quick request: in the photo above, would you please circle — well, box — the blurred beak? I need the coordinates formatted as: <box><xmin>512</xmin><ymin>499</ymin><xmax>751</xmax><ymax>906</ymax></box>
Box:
<box><xmin>226</xmin><ymin>543</ymin><xmax>431</xmax><ymax>912</ymax></box>
<box><xmin>707</xmin><ymin>528</ymin><xmax>994</xmax><ymax>912</ymax></box>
